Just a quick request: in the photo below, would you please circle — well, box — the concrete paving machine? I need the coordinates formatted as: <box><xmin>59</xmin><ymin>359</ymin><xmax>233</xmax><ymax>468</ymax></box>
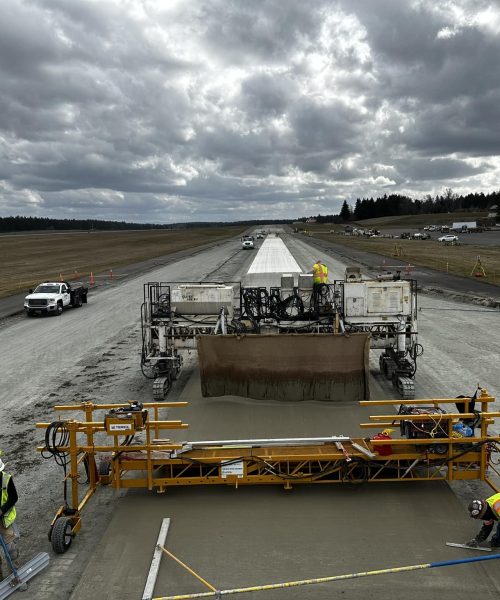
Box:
<box><xmin>140</xmin><ymin>271</ymin><xmax>420</xmax><ymax>401</ymax></box>
<box><xmin>339</xmin><ymin>268</ymin><xmax>421</xmax><ymax>399</ymax></box>
<box><xmin>37</xmin><ymin>390</ymin><xmax>500</xmax><ymax>554</ymax></box>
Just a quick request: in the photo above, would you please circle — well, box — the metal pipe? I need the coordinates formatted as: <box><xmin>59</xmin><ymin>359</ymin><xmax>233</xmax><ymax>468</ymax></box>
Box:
<box><xmin>153</xmin><ymin>553</ymin><xmax>500</xmax><ymax>600</ymax></box>
<box><xmin>397</xmin><ymin>319</ymin><xmax>406</xmax><ymax>353</ymax></box>
<box><xmin>159</xmin><ymin>325</ymin><xmax>168</xmax><ymax>354</ymax></box>
<box><xmin>185</xmin><ymin>436</ymin><xmax>350</xmax><ymax>448</ymax></box>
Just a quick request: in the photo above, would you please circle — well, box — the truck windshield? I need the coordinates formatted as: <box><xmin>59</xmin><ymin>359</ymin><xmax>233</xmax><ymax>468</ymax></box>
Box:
<box><xmin>34</xmin><ymin>285</ymin><xmax>60</xmax><ymax>294</ymax></box>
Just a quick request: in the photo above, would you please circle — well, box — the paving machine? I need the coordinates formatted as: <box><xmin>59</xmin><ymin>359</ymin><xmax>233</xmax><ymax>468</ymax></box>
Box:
<box><xmin>339</xmin><ymin>268</ymin><xmax>421</xmax><ymax>398</ymax></box>
<box><xmin>37</xmin><ymin>390</ymin><xmax>500</xmax><ymax>554</ymax></box>
<box><xmin>140</xmin><ymin>270</ymin><xmax>420</xmax><ymax>402</ymax></box>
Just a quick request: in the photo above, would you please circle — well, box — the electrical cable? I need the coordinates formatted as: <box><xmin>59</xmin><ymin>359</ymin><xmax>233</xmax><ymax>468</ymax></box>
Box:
<box><xmin>41</xmin><ymin>421</ymin><xmax>71</xmax><ymax>505</ymax></box>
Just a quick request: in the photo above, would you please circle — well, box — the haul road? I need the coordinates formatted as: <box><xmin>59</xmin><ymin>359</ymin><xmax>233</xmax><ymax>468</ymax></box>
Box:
<box><xmin>0</xmin><ymin>230</ymin><xmax>499</xmax><ymax>600</ymax></box>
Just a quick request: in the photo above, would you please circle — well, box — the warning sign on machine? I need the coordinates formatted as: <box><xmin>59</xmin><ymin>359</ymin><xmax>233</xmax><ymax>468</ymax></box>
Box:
<box><xmin>221</xmin><ymin>460</ymin><xmax>244</xmax><ymax>478</ymax></box>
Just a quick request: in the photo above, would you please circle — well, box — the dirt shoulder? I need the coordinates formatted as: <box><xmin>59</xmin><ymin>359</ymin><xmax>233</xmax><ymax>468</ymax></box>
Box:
<box><xmin>299</xmin><ymin>233</ymin><xmax>500</xmax><ymax>307</ymax></box>
<box><xmin>0</xmin><ymin>230</ymin><xmax>246</xmax><ymax>319</ymax></box>
<box><xmin>0</xmin><ymin>226</ymin><xmax>247</xmax><ymax>299</ymax></box>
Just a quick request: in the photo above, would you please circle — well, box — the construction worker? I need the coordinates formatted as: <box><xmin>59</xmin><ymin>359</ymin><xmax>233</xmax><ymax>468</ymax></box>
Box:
<box><xmin>0</xmin><ymin>457</ymin><xmax>19</xmax><ymax>580</ymax></box>
<box><xmin>312</xmin><ymin>259</ymin><xmax>328</xmax><ymax>285</ymax></box>
<box><xmin>466</xmin><ymin>493</ymin><xmax>500</xmax><ymax>547</ymax></box>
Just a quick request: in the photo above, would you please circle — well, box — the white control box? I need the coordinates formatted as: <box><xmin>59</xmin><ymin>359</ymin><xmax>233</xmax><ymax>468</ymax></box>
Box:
<box><xmin>343</xmin><ymin>281</ymin><xmax>411</xmax><ymax>318</ymax></box>
<box><xmin>171</xmin><ymin>285</ymin><xmax>234</xmax><ymax>317</ymax></box>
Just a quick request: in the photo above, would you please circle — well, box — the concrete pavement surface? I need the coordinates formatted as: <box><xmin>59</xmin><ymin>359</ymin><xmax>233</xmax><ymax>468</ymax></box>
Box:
<box><xmin>0</xmin><ymin>229</ymin><xmax>499</xmax><ymax>599</ymax></box>
<box><xmin>70</xmin><ymin>371</ymin><xmax>500</xmax><ymax>600</ymax></box>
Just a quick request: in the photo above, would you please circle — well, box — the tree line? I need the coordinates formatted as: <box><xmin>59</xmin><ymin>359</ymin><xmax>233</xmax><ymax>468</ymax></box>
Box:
<box><xmin>0</xmin><ymin>216</ymin><xmax>294</xmax><ymax>233</ymax></box>
<box><xmin>308</xmin><ymin>189</ymin><xmax>499</xmax><ymax>223</ymax></box>
<box><xmin>1</xmin><ymin>189</ymin><xmax>498</xmax><ymax>231</ymax></box>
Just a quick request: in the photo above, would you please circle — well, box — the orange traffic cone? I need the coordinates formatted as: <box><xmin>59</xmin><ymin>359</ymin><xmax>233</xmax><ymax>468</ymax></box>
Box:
<box><xmin>90</xmin><ymin>272</ymin><xmax>95</xmax><ymax>286</ymax></box>
<box><xmin>59</xmin><ymin>273</ymin><xmax>63</xmax><ymax>282</ymax></box>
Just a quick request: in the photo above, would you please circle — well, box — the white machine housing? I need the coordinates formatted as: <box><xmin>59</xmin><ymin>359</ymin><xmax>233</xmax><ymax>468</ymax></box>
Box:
<box><xmin>171</xmin><ymin>284</ymin><xmax>234</xmax><ymax>319</ymax></box>
<box><xmin>343</xmin><ymin>281</ymin><xmax>412</xmax><ymax>321</ymax></box>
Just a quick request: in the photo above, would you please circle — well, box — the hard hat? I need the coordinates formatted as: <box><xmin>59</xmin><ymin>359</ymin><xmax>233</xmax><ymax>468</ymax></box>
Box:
<box><xmin>0</xmin><ymin>458</ymin><xmax>4</xmax><ymax>472</ymax></box>
<box><xmin>468</xmin><ymin>499</ymin><xmax>487</xmax><ymax>519</ymax></box>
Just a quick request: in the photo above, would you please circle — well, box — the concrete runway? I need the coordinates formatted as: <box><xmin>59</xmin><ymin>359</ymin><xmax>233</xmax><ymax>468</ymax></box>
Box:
<box><xmin>71</xmin><ymin>234</ymin><xmax>500</xmax><ymax>600</ymax></box>
<box><xmin>0</xmin><ymin>229</ymin><xmax>499</xmax><ymax>599</ymax></box>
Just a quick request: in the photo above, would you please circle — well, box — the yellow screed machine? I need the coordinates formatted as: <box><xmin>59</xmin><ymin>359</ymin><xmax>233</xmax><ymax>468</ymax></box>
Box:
<box><xmin>37</xmin><ymin>389</ymin><xmax>500</xmax><ymax>554</ymax></box>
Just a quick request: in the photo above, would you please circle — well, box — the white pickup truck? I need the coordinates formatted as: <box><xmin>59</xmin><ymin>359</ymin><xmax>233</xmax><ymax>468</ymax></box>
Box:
<box><xmin>24</xmin><ymin>281</ymin><xmax>88</xmax><ymax>317</ymax></box>
<box><xmin>241</xmin><ymin>235</ymin><xmax>255</xmax><ymax>249</ymax></box>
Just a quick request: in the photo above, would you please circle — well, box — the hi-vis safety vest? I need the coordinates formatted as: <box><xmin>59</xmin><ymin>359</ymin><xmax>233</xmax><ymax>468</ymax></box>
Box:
<box><xmin>1</xmin><ymin>472</ymin><xmax>16</xmax><ymax>528</ymax></box>
<box><xmin>312</xmin><ymin>262</ymin><xmax>328</xmax><ymax>284</ymax></box>
<box><xmin>486</xmin><ymin>492</ymin><xmax>500</xmax><ymax>519</ymax></box>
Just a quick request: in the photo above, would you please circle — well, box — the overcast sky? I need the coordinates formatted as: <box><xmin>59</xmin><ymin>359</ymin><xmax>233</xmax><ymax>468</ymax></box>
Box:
<box><xmin>1</xmin><ymin>0</ymin><xmax>500</xmax><ymax>223</ymax></box>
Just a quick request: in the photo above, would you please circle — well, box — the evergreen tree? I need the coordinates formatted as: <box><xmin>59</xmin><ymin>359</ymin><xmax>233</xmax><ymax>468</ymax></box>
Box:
<box><xmin>340</xmin><ymin>200</ymin><xmax>351</xmax><ymax>221</ymax></box>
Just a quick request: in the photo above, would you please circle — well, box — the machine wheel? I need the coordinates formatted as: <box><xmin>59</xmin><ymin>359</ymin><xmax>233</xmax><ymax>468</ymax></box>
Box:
<box><xmin>98</xmin><ymin>458</ymin><xmax>111</xmax><ymax>476</ymax></box>
<box><xmin>51</xmin><ymin>517</ymin><xmax>73</xmax><ymax>554</ymax></box>
<box><xmin>172</xmin><ymin>357</ymin><xmax>183</xmax><ymax>380</ymax></box>
<box><xmin>153</xmin><ymin>375</ymin><xmax>172</xmax><ymax>400</ymax></box>
<box><xmin>431</xmin><ymin>444</ymin><xmax>448</xmax><ymax>455</ymax></box>
<box><xmin>380</xmin><ymin>355</ymin><xmax>397</xmax><ymax>379</ymax></box>
<box><xmin>98</xmin><ymin>458</ymin><xmax>112</xmax><ymax>484</ymax></box>
<box><xmin>55</xmin><ymin>303</ymin><xmax>63</xmax><ymax>316</ymax></box>
<box><xmin>394</xmin><ymin>376</ymin><xmax>415</xmax><ymax>399</ymax></box>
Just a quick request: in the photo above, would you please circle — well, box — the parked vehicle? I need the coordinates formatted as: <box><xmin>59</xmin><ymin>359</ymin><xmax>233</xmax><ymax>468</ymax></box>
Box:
<box><xmin>241</xmin><ymin>236</ymin><xmax>255</xmax><ymax>249</ymax></box>
<box><xmin>438</xmin><ymin>234</ymin><xmax>459</xmax><ymax>244</ymax></box>
<box><xmin>413</xmin><ymin>233</ymin><xmax>430</xmax><ymax>240</ymax></box>
<box><xmin>24</xmin><ymin>281</ymin><xmax>88</xmax><ymax>316</ymax></box>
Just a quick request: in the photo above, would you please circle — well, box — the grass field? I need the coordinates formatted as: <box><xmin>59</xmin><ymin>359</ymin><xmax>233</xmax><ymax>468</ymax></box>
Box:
<box><xmin>348</xmin><ymin>211</ymin><xmax>490</xmax><ymax>229</ymax></box>
<box><xmin>309</xmin><ymin>231</ymin><xmax>500</xmax><ymax>286</ymax></box>
<box><xmin>0</xmin><ymin>226</ymin><xmax>246</xmax><ymax>298</ymax></box>
<box><xmin>295</xmin><ymin>212</ymin><xmax>491</xmax><ymax>231</ymax></box>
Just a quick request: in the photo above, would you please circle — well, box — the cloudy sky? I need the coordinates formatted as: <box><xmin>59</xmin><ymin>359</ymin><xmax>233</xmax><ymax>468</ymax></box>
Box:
<box><xmin>1</xmin><ymin>0</ymin><xmax>500</xmax><ymax>223</ymax></box>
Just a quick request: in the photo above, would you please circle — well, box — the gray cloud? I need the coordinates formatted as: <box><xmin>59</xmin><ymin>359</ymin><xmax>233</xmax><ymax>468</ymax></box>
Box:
<box><xmin>1</xmin><ymin>0</ymin><xmax>499</xmax><ymax>222</ymax></box>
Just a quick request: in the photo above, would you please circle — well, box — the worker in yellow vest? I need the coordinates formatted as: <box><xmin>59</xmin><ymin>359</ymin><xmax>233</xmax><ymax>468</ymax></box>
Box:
<box><xmin>467</xmin><ymin>493</ymin><xmax>500</xmax><ymax>547</ymax></box>
<box><xmin>0</xmin><ymin>458</ymin><xmax>19</xmax><ymax>580</ymax></box>
<box><xmin>312</xmin><ymin>259</ymin><xmax>328</xmax><ymax>285</ymax></box>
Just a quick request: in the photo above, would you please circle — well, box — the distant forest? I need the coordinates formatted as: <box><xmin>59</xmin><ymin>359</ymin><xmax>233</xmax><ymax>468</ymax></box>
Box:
<box><xmin>0</xmin><ymin>216</ymin><xmax>293</xmax><ymax>233</ymax></box>
<box><xmin>307</xmin><ymin>189</ymin><xmax>499</xmax><ymax>223</ymax></box>
<box><xmin>1</xmin><ymin>189</ymin><xmax>498</xmax><ymax>231</ymax></box>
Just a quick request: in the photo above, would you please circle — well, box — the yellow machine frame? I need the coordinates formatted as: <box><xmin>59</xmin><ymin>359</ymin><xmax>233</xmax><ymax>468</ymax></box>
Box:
<box><xmin>37</xmin><ymin>391</ymin><xmax>500</xmax><ymax>553</ymax></box>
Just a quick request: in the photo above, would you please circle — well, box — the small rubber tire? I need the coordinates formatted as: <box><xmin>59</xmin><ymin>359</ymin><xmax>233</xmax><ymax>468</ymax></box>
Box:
<box><xmin>98</xmin><ymin>458</ymin><xmax>111</xmax><ymax>477</ymax></box>
<box><xmin>432</xmin><ymin>444</ymin><xmax>448</xmax><ymax>455</ymax></box>
<box><xmin>26</xmin><ymin>310</ymin><xmax>34</xmax><ymax>318</ymax></box>
<box><xmin>55</xmin><ymin>303</ymin><xmax>63</xmax><ymax>316</ymax></box>
<box><xmin>51</xmin><ymin>517</ymin><xmax>73</xmax><ymax>554</ymax></box>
